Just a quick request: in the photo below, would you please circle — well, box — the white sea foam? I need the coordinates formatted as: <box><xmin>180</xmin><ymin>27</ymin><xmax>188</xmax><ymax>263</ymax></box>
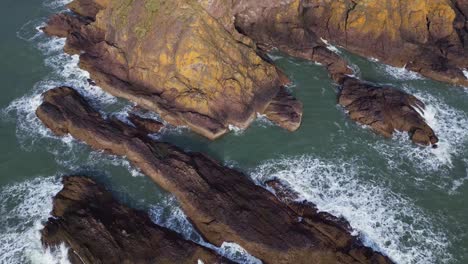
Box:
<box><xmin>228</xmin><ymin>124</ymin><xmax>245</xmax><ymax>135</ymax></box>
<box><xmin>3</xmin><ymin>30</ymin><xmax>116</xmax><ymax>149</ymax></box>
<box><xmin>0</xmin><ymin>176</ymin><xmax>70</xmax><ymax>264</ymax></box>
<box><xmin>379</xmin><ymin>64</ymin><xmax>424</xmax><ymax>81</ymax></box>
<box><xmin>462</xmin><ymin>69</ymin><xmax>468</xmax><ymax>79</ymax></box>
<box><xmin>320</xmin><ymin>38</ymin><xmax>342</xmax><ymax>54</ymax></box>
<box><xmin>42</xmin><ymin>0</ymin><xmax>73</xmax><ymax>9</ymax></box>
<box><xmin>449</xmin><ymin>159</ymin><xmax>468</xmax><ymax>195</ymax></box>
<box><xmin>255</xmin><ymin>112</ymin><xmax>274</xmax><ymax>128</ymax></box>
<box><xmin>250</xmin><ymin>156</ymin><xmax>452</xmax><ymax>264</ymax></box>
<box><xmin>149</xmin><ymin>196</ymin><xmax>262</xmax><ymax>264</ymax></box>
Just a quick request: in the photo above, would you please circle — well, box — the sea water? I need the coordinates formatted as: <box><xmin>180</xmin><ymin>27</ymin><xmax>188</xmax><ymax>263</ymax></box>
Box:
<box><xmin>0</xmin><ymin>0</ymin><xmax>467</xmax><ymax>263</ymax></box>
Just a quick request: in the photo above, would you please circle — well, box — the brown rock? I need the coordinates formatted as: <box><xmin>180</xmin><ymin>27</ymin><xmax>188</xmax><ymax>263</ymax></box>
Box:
<box><xmin>36</xmin><ymin>86</ymin><xmax>392</xmax><ymax>264</ymax></box>
<box><xmin>338</xmin><ymin>77</ymin><xmax>439</xmax><ymax>146</ymax></box>
<box><xmin>127</xmin><ymin>113</ymin><xmax>164</xmax><ymax>134</ymax></box>
<box><xmin>265</xmin><ymin>179</ymin><xmax>392</xmax><ymax>264</ymax></box>
<box><xmin>43</xmin><ymin>0</ymin><xmax>305</xmax><ymax>140</ymax></box>
<box><xmin>302</xmin><ymin>0</ymin><xmax>468</xmax><ymax>87</ymax></box>
<box><xmin>42</xmin><ymin>176</ymin><xmax>230</xmax><ymax>264</ymax></box>
<box><xmin>42</xmin><ymin>13</ymin><xmax>91</xmax><ymax>38</ymax></box>
<box><xmin>264</xmin><ymin>87</ymin><xmax>303</xmax><ymax>132</ymax></box>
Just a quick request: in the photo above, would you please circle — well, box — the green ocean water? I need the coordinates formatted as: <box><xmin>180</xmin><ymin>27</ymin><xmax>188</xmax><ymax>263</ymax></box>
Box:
<box><xmin>0</xmin><ymin>1</ymin><xmax>467</xmax><ymax>263</ymax></box>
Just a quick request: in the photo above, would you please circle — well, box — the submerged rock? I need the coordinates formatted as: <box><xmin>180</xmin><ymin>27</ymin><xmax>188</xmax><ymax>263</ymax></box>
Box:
<box><xmin>41</xmin><ymin>176</ymin><xmax>230</xmax><ymax>264</ymax></box>
<box><xmin>338</xmin><ymin>77</ymin><xmax>438</xmax><ymax>146</ymax></box>
<box><xmin>43</xmin><ymin>0</ymin><xmax>303</xmax><ymax>140</ymax></box>
<box><xmin>37</xmin><ymin>86</ymin><xmax>392</xmax><ymax>264</ymax></box>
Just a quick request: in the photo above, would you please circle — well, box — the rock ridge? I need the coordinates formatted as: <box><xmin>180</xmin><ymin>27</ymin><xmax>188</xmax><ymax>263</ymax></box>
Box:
<box><xmin>42</xmin><ymin>176</ymin><xmax>231</xmax><ymax>264</ymax></box>
<box><xmin>37</xmin><ymin>86</ymin><xmax>393</xmax><ymax>264</ymax></box>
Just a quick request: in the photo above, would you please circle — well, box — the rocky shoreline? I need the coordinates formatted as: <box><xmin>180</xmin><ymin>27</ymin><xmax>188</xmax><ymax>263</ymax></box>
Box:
<box><xmin>33</xmin><ymin>0</ymin><xmax>468</xmax><ymax>262</ymax></box>
<box><xmin>39</xmin><ymin>0</ymin><xmax>461</xmax><ymax>145</ymax></box>
<box><xmin>42</xmin><ymin>176</ymin><xmax>231</xmax><ymax>264</ymax></box>
<box><xmin>37</xmin><ymin>86</ymin><xmax>392</xmax><ymax>264</ymax></box>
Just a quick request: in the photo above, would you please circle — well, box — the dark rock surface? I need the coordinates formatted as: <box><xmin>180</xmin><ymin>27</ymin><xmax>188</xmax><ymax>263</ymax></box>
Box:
<box><xmin>41</xmin><ymin>176</ymin><xmax>230</xmax><ymax>264</ymax></box>
<box><xmin>37</xmin><ymin>86</ymin><xmax>392</xmax><ymax>264</ymax></box>
<box><xmin>127</xmin><ymin>113</ymin><xmax>164</xmax><ymax>134</ymax></box>
<box><xmin>338</xmin><ymin>77</ymin><xmax>439</xmax><ymax>146</ymax></box>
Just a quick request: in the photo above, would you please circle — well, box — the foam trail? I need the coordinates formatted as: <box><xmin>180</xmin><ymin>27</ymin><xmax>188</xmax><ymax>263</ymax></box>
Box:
<box><xmin>0</xmin><ymin>176</ymin><xmax>70</xmax><ymax>264</ymax></box>
<box><xmin>149</xmin><ymin>196</ymin><xmax>262</xmax><ymax>264</ymax></box>
<box><xmin>320</xmin><ymin>38</ymin><xmax>342</xmax><ymax>54</ymax></box>
<box><xmin>379</xmin><ymin>65</ymin><xmax>424</xmax><ymax>80</ymax></box>
<box><xmin>251</xmin><ymin>156</ymin><xmax>452</xmax><ymax>264</ymax></box>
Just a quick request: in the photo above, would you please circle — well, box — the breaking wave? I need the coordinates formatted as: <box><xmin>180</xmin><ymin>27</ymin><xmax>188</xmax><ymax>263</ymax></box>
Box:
<box><xmin>149</xmin><ymin>196</ymin><xmax>262</xmax><ymax>264</ymax></box>
<box><xmin>0</xmin><ymin>176</ymin><xmax>70</xmax><ymax>264</ymax></box>
<box><xmin>250</xmin><ymin>156</ymin><xmax>452</xmax><ymax>264</ymax></box>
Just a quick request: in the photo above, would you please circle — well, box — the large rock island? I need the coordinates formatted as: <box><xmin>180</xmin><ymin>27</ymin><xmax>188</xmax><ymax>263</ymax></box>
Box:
<box><xmin>37</xmin><ymin>86</ymin><xmax>392</xmax><ymax>264</ymax></box>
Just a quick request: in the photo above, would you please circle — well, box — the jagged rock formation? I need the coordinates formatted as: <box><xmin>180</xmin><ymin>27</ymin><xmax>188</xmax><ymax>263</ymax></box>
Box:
<box><xmin>339</xmin><ymin>77</ymin><xmax>439</xmax><ymax>146</ymax></box>
<box><xmin>43</xmin><ymin>0</ymin><xmax>303</xmax><ymax>140</ymax></box>
<box><xmin>42</xmin><ymin>0</ymin><xmax>447</xmax><ymax>145</ymax></box>
<box><xmin>37</xmin><ymin>86</ymin><xmax>392</xmax><ymax>264</ymax></box>
<box><xmin>204</xmin><ymin>0</ymin><xmax>441</xmax><ymax>145</ymax></box>
<box><xmin>41</xmin><ymin>176</ymin><xmax>231</xmax><ymax>264</ymax></box>
<box><xmin>302</xmin><ymin>0</ymin><xmax>468</xmax><ymax>87</ymax></box>
<box><xmin>209</xmin><ymin>0</ymin><xmax>468</xmax><ymax>86</ymax></box>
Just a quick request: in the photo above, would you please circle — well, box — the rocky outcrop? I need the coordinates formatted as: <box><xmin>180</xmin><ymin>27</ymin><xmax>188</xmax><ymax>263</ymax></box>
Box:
<box><xmin>37</xmin><ymin>86</ymin><xmax>392</xmax><ymax>264</ymax></box>
<box><xmin>220</xmin><ymin>0</ymin><xmax>468</xmax><ymax>86</ymax></box>
<box><xmin>127</xmin><ymin>113</ymin><xmax>164</xmax><ymax>134</ymax></box>
<box><xmin>42</xmin><ymin>176</ymin><xmax>230</xmax><ymax>264</ymax></box>
<box><xmin>339</xmin><ymin>77</ymin><xmax>439</xmax><ymax>146</ymax></box>
<box><xmin>263</xmin><ymin>87</ymin><xmax>303</xmax><ymax>132</ymax></box>
<box><xmin>301</xmin><ymin>0</ymin><xmax>468</xmax><ymax>87</ymax></box>
<box><xmin>203</xmin><ymin>0</ymin><xmax>440</xmax><ymax>144</ymax></box>
<box><xmin>43</xmin><ymin>0</ymin><xmax>303</xmax><ymax>140</ymax></box>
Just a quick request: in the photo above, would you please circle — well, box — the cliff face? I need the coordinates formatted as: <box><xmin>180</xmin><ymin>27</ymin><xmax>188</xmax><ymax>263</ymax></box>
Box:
<box><xmin>45</xmin><ymin>0</ymin><xmax>303</xmax><ymax>140</ymax></box>
<box><xmin>43</xmin><ymin>0</ymin><xmax>452</xmax><ymax>143</ymax></box>
<box><xmin>221</xmin><ymin>0</ymin><xmax>468</xmax><ymax>86</ymax></box>
<box><xmin>302</xmin><ymin>0</ymin><xmax>468</xmax><ymax>86</ymax></box>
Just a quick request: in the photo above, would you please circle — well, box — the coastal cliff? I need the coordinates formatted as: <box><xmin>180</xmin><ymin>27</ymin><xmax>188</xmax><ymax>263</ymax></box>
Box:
<box><xmin>41</xmin><ymin>0</ymin><xmax>452</xmax><ymax>145</ymax></box>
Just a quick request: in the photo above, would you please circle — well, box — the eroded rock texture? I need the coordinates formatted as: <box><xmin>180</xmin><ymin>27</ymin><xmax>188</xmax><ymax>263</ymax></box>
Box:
<box><xmin>302</xmin><ymin>0</ymin><xmax>468</xmax><ymax>86</ymax></box>
<box><xmin>41</xmin><ymin>176</ymin><xmax>230</xmax><ymax>264</ymax></box>
<box><xmin>339</xmin><ymin>77</ymin><xmax>438</xmax><ymax>146</ymax></box>
<box><xmin>43</xmin><ymin>0</ymin><xmax>303</xmax><ymax>139</ymax></box>
<box><xmin>37</xmin><ymin>87</ymin><xmax>392</xmax><ymax>264</ymax></box>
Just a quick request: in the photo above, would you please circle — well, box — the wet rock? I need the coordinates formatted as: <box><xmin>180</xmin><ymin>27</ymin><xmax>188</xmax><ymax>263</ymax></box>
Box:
<box><xmin>43</xmin><ymin>0</ymin><xmax>304</xmax><ymax>140</ymax></box>
<box><xmin>41</xmin><ymin>176</ymin><xmax>230</xmax><ymax>264</ymax></box>
<box><xmin>338</xmin><ymin>77</ymin><xmax>439</xmax><ymax>146</ymax></box>
<box><xmin>42</xmin><ymin>13</ymin><xmax>91</xmax><ymax>38</ymax></box>
<box><xmin>37</xmin><ymin>86</ymin><xmax>392</xmax><ymax>264</ymax></box>
<box><xmin>264</xmin><ymin>87</ymin><xmax>303</xmax><ymax>132</ymax></box>
<box><xmin>265</xmin><ymin>179</ymin><xmax>392</xmax><ymax>264</ymax></box>
<box><xmin>127</xmin><ymin>113</ymin><xmax>164</xmax><ymax>134</ymax></box>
